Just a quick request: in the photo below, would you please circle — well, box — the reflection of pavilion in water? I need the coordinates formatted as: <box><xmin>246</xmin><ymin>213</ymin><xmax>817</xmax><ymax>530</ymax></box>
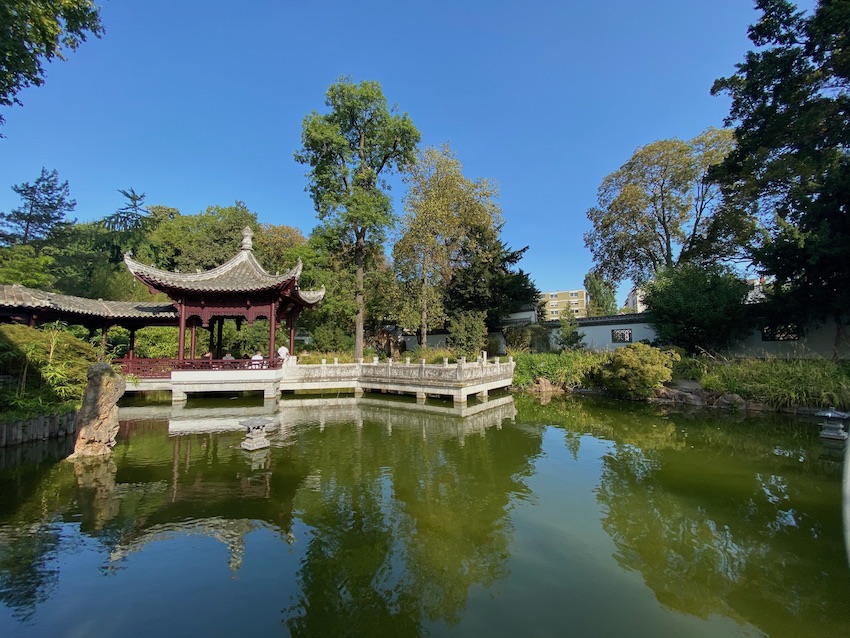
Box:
<box><xmin>109</xmin><ymin>396</ymin><xmax>518</xmax><ymax>571</ymax></box>
<box><xmin>118</xmin><ymin>394</ymin><xmax>517</xmax><ymax>441</ymax></box>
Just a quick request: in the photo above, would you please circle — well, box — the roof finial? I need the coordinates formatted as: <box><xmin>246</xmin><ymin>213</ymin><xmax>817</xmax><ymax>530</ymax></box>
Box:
<box><xmin>241</xmin><ymin>226</ymin><xmax>253</xmax><ymax>251</ymax></box>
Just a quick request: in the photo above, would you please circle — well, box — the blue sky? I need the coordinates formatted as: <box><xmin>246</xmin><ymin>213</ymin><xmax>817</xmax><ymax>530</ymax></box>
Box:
<box><xmin>0</xmin><ymin>1</ymin><xmax>813</xmax><ymax>304</ymax></box>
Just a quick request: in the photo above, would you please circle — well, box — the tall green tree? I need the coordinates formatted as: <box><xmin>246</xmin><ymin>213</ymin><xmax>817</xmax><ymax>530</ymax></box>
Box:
<box><xmin>712</xmin><ymin>0</ymin><xmax>850</xmax><ymax>344</ymax></box>
<box><xmin>253</xmin><ymin>223</ymin><xmax>307</xmax><ymax>275</ymax></box>
<box><xmin>394</xmin><ymin>144</ymin><xmax>500</xmax><ymax>345</ymax></box>
<box><xmin>643</xmin><ymin>263</ymin><xmax>753</xmax><ymax>354</ymax></box>
<box><xmin>147</xmin><ymin>202</ymin><xmax>258</xmax><ymax>272</ymax></box>
<box><xmin>444</xmin><ymin>223</ymin><xmax>539</xmax><ymax>331</ymax></box>
<box><xmin>97</xmin><ymin>188</ymin><xmax>152</xmax><ymax>262</ymax></box>
<box><xmin>0</xmin><ymin>168</ymin><xmax>75</xmax><ymax>246</ymax></box>
<box><xmin>0</xmin><ymin>244</ymin><xmax>54</xmax><ymax>288</ymax></box>
<box><xmin>0</xmin><ymin>0</ymin><xmax>103</xmax><ymax>129</ymax></box>
<box><xmin>584</xmin><ymin>128</ymin><xmax>750</xmax><ymax>286</ymax></box>
<box><xmin>295</xmin><ymin>77</ymin><xmax>420</xmax><ymax>359</ymax></box>
<box><xmin>583</xmin><ymin>269</ymin><xmax>618</xmax><ymax>316</ymax></box>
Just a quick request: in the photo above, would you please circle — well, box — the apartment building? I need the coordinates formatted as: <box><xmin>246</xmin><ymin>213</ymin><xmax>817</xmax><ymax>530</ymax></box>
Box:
<box><xmin>539</xmin><ymin>289</ymin><xmax>588</xmax><ymax>320</ymax></box>
<box><xmin>623</xmin><ymin>287</ymin><xmax>647</xmax><ymax>313</ymax></box>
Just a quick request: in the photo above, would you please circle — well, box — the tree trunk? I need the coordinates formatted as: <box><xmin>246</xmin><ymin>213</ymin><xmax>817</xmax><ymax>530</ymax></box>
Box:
<box><xmin>420</xmin><ymin>257</ymin><xmax>428</xmax><ymax>347</ymax></box>
<box><xmin>354</xmin><ymin>228</ymin><xmax>365</xmax><ymax>360</ymax></box>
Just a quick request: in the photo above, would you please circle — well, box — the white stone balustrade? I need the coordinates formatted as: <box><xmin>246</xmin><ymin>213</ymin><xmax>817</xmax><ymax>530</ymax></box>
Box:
<box><xmin>127</xmin><ymin>356</ymin><xmax>515</xmax><ymax>405</ymax></box>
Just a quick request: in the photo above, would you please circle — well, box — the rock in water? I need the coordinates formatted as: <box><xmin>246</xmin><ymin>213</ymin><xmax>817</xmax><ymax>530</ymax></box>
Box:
<box><xmin>69</xmin><ymin>363</ymin><xmax>126</xmax><ymax>457</ymax></box>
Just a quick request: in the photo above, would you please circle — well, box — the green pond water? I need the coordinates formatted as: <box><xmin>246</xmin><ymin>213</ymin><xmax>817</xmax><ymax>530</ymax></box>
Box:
<box><xmin>0</xmin><ymin>393</ymin><xmax>848</xmax><ymax>637</ymax></box>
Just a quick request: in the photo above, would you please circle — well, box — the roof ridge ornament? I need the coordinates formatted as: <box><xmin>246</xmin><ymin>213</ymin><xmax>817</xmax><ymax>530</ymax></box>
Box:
<box><xmin>241</xmin><ymin>226</ymin><xmax>254</xmax><ymax>251</ymax></box>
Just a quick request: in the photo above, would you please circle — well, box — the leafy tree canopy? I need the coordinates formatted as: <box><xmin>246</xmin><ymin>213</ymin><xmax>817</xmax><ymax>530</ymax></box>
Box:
<box><xmin>643</xmin><ymin>263</ymin><xmax>753</xmax><ymax>354</ymax></box>
<box><xmin>444</xmin><ymin>223</ymin><xmax>539</xmax><ymax>331</ymax></box>
<box><xmin>583</xmin><ymin>269</ymin><xmax>618</xmax><ymax>317</ymax></box>
<box><xmin>712</xmin><ymin>0</ymin><xmax>850</xmax><ymax>331</ymax></box>
<box><xmin>295</xmin><ymin>76</ymin><xmax>420</xmax><ymax>358</ymax></box>
<box><xmin>147</xmin><ymin>202</ymin><xmax>257</xmax><ymax>273</ymax></box>
<box><xmin>0</xmin><ymin>244</ymin><xmax>55</xmax><ymax>289</ymax></box>
<box><xmin>0</xmin><ymin>0</ymin><xmax>103</xmax><ymax>129</ymax></box>
<box><xmin>394</xmin><ymin>144</ymin><xmax>501</xmax><ymax>343</ymax></box>
<box><xmin>584</xmin><ymin>128</ymin><xmax>752</xmax><ymax>286</ymax></box>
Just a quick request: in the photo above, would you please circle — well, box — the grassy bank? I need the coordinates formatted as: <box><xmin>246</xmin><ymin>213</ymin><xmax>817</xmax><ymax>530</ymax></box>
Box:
<box><xmin>512</xmin><ymin>344</ymin><xmax>679</xmax><ymax>400</ymax></box>
<box><xmin>684</xmin><ymin>356</ymin><xmax>850</xmax><ymax>411</ymax></box>
<box><xmin>513</xmin><ymin>347</ymin><xmax>850</xmax><ymax>411</ymax></box>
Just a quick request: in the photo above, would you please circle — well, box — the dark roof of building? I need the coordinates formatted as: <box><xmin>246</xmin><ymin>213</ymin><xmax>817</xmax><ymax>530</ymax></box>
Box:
<box><xmin>0</xmin><ymin>284</ymin><xmax>178</xmax><ymax>320</ymax></box>
<box><xmin>123</xmin><ymin>226</ymin><xmax>324</xmax><ymax>305</ymax></box>
<box><xmin>124</xmin><ymin>250</ymin><xmax>301</xmax><ymax>294</ymax></box>
<box><xmin>576</xmin><ymin>311</ymin><xmax>653</xmax><ymax>326</ymax></box>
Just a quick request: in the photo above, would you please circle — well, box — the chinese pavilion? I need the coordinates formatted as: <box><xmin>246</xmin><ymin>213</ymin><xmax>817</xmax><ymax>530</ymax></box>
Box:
<box><xmin>124</xmin><ymin>227</ymin><xmax>324</xmax><ymax>360</ymax></box>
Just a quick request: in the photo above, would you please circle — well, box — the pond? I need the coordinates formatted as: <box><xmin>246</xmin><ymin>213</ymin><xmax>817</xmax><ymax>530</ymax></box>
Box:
<box><xmin>0</xmin><ymin>393</ymin><xmax>848</xmax><ymax>637</ymax></box>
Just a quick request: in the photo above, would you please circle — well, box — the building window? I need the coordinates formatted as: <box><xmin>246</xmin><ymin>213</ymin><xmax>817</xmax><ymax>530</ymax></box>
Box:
<box><xmin>573</xmin><ymin>309</ymin><xmax>580</xmax><ymax>314</ymax></box>
<box><xmin>550</xmin><ymin>310</ymin><xmax>559</xmax><ymax>316</ymax></box>
<box><xmin>612</xmin><ymin>328</ymin><xmax>632</xmax><ymax>343</ymax></box>
<box><xmin>550</xmin><ymin>301</ymin><xmax>558</xmax><ymax>307</ymax></box>
<box><xmin>761</xmin><ymin>324</ymin><xmax>800</xmax><ymax>341</ymax></box>
<box><xmin>549</xmin><ymin>294</ymin><xmax>558</xmax><ymax>299</ymax></box>
<box><xmin>569</xmin><ymin>292</ymin><xmax>578</xmax><ymax>297</ymax></box>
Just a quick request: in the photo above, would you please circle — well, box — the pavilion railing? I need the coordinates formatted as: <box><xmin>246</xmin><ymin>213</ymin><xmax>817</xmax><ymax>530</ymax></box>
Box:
<box><xmin>281</xmin><ymin>356</ymin><xmax>515</xmax><ymax>385</ymax></box>
<box><xmin>115</xmin><ymin>358</ymin><xmax>283</xmax><ymax>378</ymax></box>
<box><xmin>114</xmin><ymin>356</ymin><xmax>513</xmax><ymax>384</ymax></box>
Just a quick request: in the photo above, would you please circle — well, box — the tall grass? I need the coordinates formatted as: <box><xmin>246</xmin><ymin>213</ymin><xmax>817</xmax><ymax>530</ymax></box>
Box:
<box><xmin>698</xmin><ymin>357</ymin><xmax>850</xmax><ymax>410</ymax></box>
<box><xmin>511</xmin><ymin>351</ymin><xmax>608</xmax><ymax>389</ymax></box>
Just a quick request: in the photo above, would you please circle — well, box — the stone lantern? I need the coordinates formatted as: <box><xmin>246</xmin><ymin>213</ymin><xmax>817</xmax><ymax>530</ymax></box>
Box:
<box><xmin>815</xmin><ymin>407</ymin><xmax>849</xmax><ymax>441</ymax></box>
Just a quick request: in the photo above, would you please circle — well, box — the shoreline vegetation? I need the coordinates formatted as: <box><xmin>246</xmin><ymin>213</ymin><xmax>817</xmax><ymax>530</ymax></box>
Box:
<box><xmin>511</xmin><ymin>347</ymin><xmax>850</xmax><ymax>413</ymax></box>
<box><xmin>2</xmin><ymin>322</ymin><xmax>849</xmax><ymax>422</ymax></box>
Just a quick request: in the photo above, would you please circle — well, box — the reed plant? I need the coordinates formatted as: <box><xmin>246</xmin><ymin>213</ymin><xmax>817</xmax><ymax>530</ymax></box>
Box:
<box><xmin>511</xmin><ymin>350</ymin><xmax>608</xmax><ymax>390</ymax></box>
<box><xmin>699</xmin><ymin>357</ymin><xmax>850</xmax><ymax>410</ymax></box>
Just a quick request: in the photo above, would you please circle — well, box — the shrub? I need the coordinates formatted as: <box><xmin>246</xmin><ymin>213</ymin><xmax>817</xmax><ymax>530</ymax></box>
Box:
<box><xmin>556</xmin><ymin>315</ymin><xmax>583</xmax><ymax>350</ymax></box>
<box><xmin>506</xmin><ymin>323</ymin><xmax>558</xmax><ymax>353</ymax></box>
<box><xmin>296</xmin><ymin>351</ymin><xmax>356</xmax><ymax>364</ymax></box>
<box><xmin>511</xmin><ymin>350</ymin><xmax>607</xmax><ymax>390</ymax></box>
<box><xmin>448</xmin><ymin>311</ymin><xmax>487</xmax><ymax>360</ymax></box>
<box><xmin>409</xmin><ymin>346</ymin><xmax>457</xmax><ymax>364</ymax></box>
<box><xmin>504</xmin><ymin>324</ymin><xmax>532</xmax><ymax>352</ymax></box>
<box><xmin>644</xmin><ymin>263</ymin><xmax>753</xmax><ymax>353</ymax></box>
<box><xmin>310</xmin><ymin>324</ymin><xmax>355</xmax><ymax>353</ymax></box>
<box><xmin>0</xmin><ymin>323</ymin><xmax>99</xmax><ymax>417</ymax></box>
<box><xmin>672</xmin><ymin>355</ymin><xmax>711</xmax><ymax>381</ymax></box>
<box><xmin>598</xmin><ymin>343</ymin><xmax>679</xmax><ymax>400</ymax></box>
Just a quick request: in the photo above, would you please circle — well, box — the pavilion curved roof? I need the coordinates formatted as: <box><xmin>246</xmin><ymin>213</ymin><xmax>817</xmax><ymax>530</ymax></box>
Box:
<box><xmin>124</xmin><ymin>250</ymin><xmax>302</xmax><ymax>294</ymax></box>
<box><xmin>0</xmin><ymin>284</ymin><xmax>177</xmax><ymax>320</ymax></box>
<box><xmin>123</xmin><ymin>227</ymin><xmax>325</xmax><ymax>306</ymax></box>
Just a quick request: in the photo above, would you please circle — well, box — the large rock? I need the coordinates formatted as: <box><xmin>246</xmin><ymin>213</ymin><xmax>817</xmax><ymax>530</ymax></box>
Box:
<box><xmin>69</xmin><ymin>363</ymin><xmax>126</xmax><ymax>458</ymax></box>
<box><xmin>654</xmin><ymin>386</ymin><xmax>704</xmax><ymax>406</ymax></box>
<box><xmin>528</xmin><ymin>378</ymin><xmax>565</xmax><ymax>395</ymax></box>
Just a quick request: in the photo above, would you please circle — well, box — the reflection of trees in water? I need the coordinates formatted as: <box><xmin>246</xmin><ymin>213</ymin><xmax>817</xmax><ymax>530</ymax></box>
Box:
<box><xmin>285</xmin><ymin>410</ymin><xmax>543</xmax><ymax>635</ymax></box>
<box><xmin>0</xmin><ymin>453</ymin><xmax>77</xmax><ymax>619</ymax></box>
<box><xmin>514</xmin><ymin>393</ymin><xmax>849</xmax><ymax>633</ymax></box>
<box><xmin>0</xmin><ymin>524</ymin><xmax>61</xmax><ymax>620</ymax></box>
<box><xmin>0</xmin><ymin>422</ymin><xmax>306</xmax><ymax>618</ymax></box>
<box><xmin>590</xmin><ymin>410</ymin><xmax>849</xmax><ymax>635</ymax></box>
<box><xmin>0</xmin><ymin>401</ymin><xmax>540</xmax><ymax>632</ymax></box>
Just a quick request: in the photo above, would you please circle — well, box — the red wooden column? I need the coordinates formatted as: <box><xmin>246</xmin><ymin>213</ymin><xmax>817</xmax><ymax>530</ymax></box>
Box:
<box><xmin>216</xmin><ymin>318</ymin><xmax>224</xmax><ymax>359</ymax></box>
<box><xmin>177</xmin><ymin>301</ymin><xmax>186</xmax><ymax>361</ymax></box>
<box><xmin>268</xmin><ymin>302</ymin><xmax>277</xmax><ymax>360</ymax></box>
